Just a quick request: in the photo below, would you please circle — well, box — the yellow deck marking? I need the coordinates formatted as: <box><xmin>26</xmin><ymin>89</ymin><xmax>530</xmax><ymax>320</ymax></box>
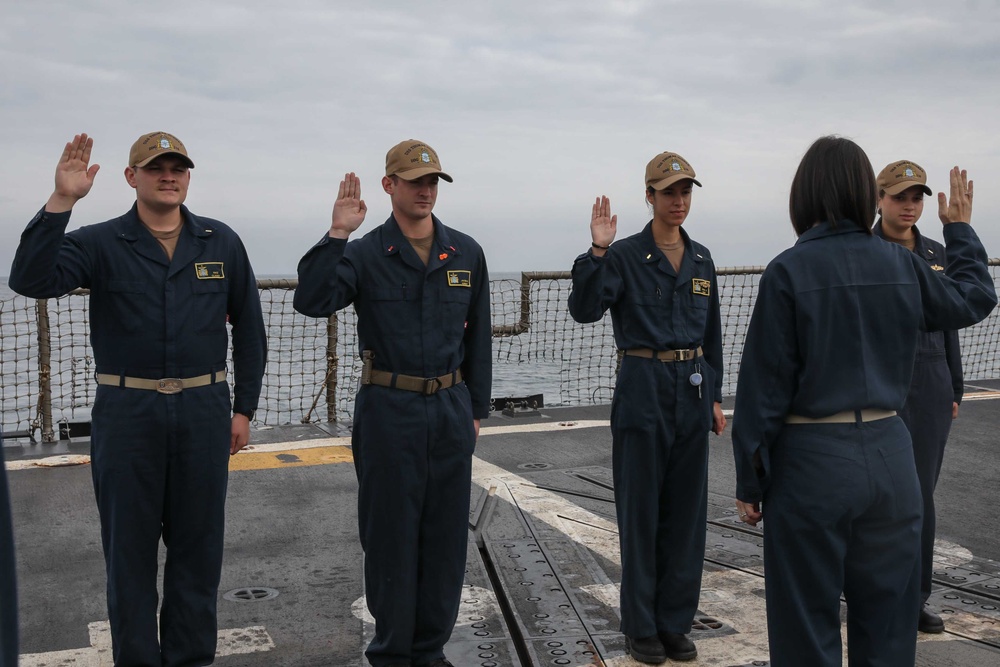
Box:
<box><xmin>226</xmin><ymin>421</ymin><xmax>614</xmax><ymax>472</ymax></box>
<box><xmin>228</xmin><ymin>445</ymin><xmax>353</xmax><ymax>471</ymax></box>
<box><xmin>961</xmin><ymin>390</ymin><xmax>1000</xmax><ymax>401</ymax></box>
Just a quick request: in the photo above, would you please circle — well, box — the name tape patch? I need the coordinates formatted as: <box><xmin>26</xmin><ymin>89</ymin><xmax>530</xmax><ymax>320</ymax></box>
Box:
<box><xmin>447</xmin><ymin>270</ymin><xmax>471</xmax><ymax>287</ymax></box>
<box><xmin>692</xmin><ymin>278</ymin><xmax>711</xmax><ymax>296</ymax></box>
<box><xmin>195</xmin><ymin>262</ymin><xmax>225</xmax><ymax>279</ymax></box>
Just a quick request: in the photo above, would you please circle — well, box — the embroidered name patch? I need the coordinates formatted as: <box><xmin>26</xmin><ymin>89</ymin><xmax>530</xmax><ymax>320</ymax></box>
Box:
<box><xmin>195</xmin><ymin>262</ymin><xmax>225</xmax><ymax>279</ymax></box>
<box><xmin>692</xmin><ymin>278</ymin><xmax>711</xmax><ymax>296</ymax></box>
<box><xmin>447</xmin><ymin>270</ymin><xmax>471</xmax><ymax>287</ymax></box>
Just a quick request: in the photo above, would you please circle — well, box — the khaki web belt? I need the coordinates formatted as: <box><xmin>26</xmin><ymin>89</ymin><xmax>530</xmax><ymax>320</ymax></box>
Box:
<box><xmin>363</xmin><ymin>368</ymin><xmax>463</xmax><ymax>396</ymax></box>
<box><xmin>785</xmin><ymin>409</ymin><xmax>896</xmax><ymax>424</ymax></box>
<box><xmin>624</xmin><ymin>346</ymin><xmax>703</xmax><ymax>362</ymax></box>
<box><xmin>96</xmin><ymin>370</ymin><xmax>227</xmax><ymax>395</ymax></box>
<box><xmin>360</xmin><ymin>349</ymin><xmax>462</xmax><ymax>395</ymax></box>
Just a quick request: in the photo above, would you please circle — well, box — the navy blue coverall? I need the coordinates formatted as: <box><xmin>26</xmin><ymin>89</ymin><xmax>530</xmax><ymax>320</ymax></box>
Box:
<box><xmin>0</xmin><ymin>431</ymin><xmax>17</xmax><ymax>667</ymax></box>
<box><xmin>294</xmin><ymin>214</ymin><xmax>492</xmax><ymax>667</ymax></box>
<box><xmin>874</xmin><ymin>221</ymin><xmax>964</xmax><ymax>607</ymax></box>
<box><xmin>732</xmin><ymin>221</ymin><xmax>995</xmax><ymax>667</ymax></box>
<box><xmin>9</xmin><ymin>204</ymin><xmax>266</xmax><ymax>667</ymax></box>
<box><xmin>569</xmin><ymin>223</ymin><xmax>723</xmax><ymax>640</ymax></box>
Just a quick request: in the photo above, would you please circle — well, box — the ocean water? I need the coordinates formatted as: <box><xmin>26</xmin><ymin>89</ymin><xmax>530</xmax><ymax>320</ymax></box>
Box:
<box><xmin>6</xmin><ymin>266</ymin><xmax>1000</xmax><ymax>433</ymax></box>
<box><xmin>0</xmin><ymin>273</ymin><xmax>571</xmax><ymax>432</ymax></box>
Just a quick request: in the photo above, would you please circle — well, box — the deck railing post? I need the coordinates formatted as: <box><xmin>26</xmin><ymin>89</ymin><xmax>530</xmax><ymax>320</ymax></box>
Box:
<box><xmin>35</xmin><ymin>298</ymin><xmax>56</xmax><ymax>443</ymax></box>
<box><xmin>326</xmin><ymin>314</ymin><xmax>338</xmax><ymax>423</ymax></box>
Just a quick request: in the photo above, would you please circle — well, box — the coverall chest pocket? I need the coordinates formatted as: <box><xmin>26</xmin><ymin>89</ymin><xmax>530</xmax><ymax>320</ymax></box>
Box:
<box><xmin>628</xmin><ymin>292</ymin><xmax>668</xmax><ymax>308</ymax></box>
<box><xmin>681</xmin><ymin>289</ymin><xmax>710</xmax><ymax>335</ymax></box>
<box><xmin>191</xmin><ymin>279</ymin><xmax>229</xmax><ymax>334</ymax></box>
<box><xmin>440</xmin><ymin>286</ymin><xmax>473</xmax><ymax>346</ymax></box>
<box><xmin>686</xmin><ymin>292</ymin><xmax>710</xmax><ymax>309</ymax></box>
<box><xmin>370</xmin><ymin>286</ymin><xmax>417</xmax><ymax>338</ymax></box>
<box><xmin>106</xmin><ymin>279</ymin><xmax>148</xmax><ymax>334</ymax></box>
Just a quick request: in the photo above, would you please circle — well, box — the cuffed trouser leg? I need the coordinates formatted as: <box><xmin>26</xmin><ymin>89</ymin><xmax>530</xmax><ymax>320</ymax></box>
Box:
<box><xmin>899</xmin><ymin>356</ymin><xmax>953</xmax><ymax>604</ymax></box>
<box><xmin>160</xmin><ymin>384</ymin><xmax>231</xmax><ymax>667</ymax></box>
<box><xmin>411</xmin><ymin>386</ymin><xmax>476</xmax><ymax>665</ymax></box>
<box><xmin>92</xmin><ymin>388</ymin><xmax>166</xmax><ymax>667</ymax></box>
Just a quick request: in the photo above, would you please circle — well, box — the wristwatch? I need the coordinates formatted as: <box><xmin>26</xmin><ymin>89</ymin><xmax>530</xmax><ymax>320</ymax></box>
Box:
<box><xmin>234</xmin><ymin>409</ymin><xmax>255</xmax><ymax>421</ymax></box>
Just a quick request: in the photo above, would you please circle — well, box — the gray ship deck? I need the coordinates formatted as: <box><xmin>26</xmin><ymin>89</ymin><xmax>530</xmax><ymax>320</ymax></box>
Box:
<box><xmin>6</xmin><ymin>382</ymin><xmax>1000</xmax><ymax>666</ymax></box>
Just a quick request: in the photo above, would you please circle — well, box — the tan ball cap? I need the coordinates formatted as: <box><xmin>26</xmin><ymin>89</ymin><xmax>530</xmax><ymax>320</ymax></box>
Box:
<box><xmin>645</xmin><ymin>152</ymin><xmax>701</xmax><ymax>190</ymax></box>
<box><xmin>129</xmin><ymin>132</ymin><xmax>194</xmax><ymax>169</ymax></box>
<box><xmin>877</xmin><ymin>160</ymin><xmax>932</xmax><ymax>196</ymax></box>
<box><xmin>385</xmin><ymin>140</ymin><xmax>452</xmax><ymax>182</ymax></box>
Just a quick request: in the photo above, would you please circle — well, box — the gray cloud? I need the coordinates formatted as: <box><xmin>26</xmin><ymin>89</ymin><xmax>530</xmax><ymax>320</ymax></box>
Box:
<box><xmin>2</xmin><ymin>0</ymin><xmax>998</xmax><ymax>276</ymax></box>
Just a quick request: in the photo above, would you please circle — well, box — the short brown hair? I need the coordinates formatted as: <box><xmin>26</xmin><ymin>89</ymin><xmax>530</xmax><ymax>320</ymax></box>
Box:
<box><xmin>789</xmin><ymin>136</ymin><xmax>877</xmax><ymax>236</ymax></box>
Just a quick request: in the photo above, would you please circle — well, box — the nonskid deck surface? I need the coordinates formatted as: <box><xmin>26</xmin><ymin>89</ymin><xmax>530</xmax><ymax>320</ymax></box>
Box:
<box><xmin>7</xmin><ymin>387</ymin><xmax>1000</xmax><ymax>666</ymax></box>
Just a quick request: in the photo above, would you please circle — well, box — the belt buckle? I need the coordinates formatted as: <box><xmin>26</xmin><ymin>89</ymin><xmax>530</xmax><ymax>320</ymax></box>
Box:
<box><xmin>423</xmin><ymin>377</ymin><xmax>442</xmax><ymax>395</ymax></box>
<box><xmin>677</xmin><ymin>349</ymin><xmax>694</xmax><ymax>362</ymax></box>
<box><xmin>157</xmin><ymin>378</ymin><xmax>183</xmax><ymax>394</ymax></box>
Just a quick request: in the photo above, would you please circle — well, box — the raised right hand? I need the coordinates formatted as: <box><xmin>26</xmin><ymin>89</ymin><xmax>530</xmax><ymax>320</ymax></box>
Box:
<box><xmin>938</xmin><ymin>166</ymin><xmax>973</xmax><ymax>225</ymax></box>
<box><xmin>590</xmin><ymin>195</ymin><xmax>617</xmax><ymax>251</ymax></box>
<box><xmin>329</xmin><ymin>172</ymin><xmax>367</xmax><ymax>239</ymax></box>
<box><xmin>46</xmin><ymin>134</ymin><xmax>100</xmax><ymax>213</ymax></box>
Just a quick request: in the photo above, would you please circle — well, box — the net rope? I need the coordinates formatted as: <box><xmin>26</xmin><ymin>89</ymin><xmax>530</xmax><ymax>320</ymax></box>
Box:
<box><xmin>3</xmin><ymin>264</ymin><xmax>1000</xmax><ymax>437</ymax></box>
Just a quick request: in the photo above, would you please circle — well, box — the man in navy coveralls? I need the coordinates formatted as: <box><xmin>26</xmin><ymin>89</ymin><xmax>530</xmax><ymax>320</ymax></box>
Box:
<box><xmin>9</xmin><ymin>133</ymin><xmax>266</xmax><ymax>667</ymax></box>
<box><xmin>294</xmin><ymin>140</ymin><xmax>492</xmax><ymax>667</ymax></box>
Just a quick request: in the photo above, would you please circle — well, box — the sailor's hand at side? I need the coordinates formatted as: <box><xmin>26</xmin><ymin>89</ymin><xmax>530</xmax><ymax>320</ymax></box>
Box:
<box><xmin>46</xmin><ymin>134</ymin><xmax>100</xmax><ymax>213</ymax></box>
<box><xmin>590</xmin><ymin>195</ymin><xmax>617</xmax><ymax>256</ymax></box>
<box><xmin>230</xmin><ymin>414</ymin><xmax>250</xmax><ymax>455</ymax></box>
<box><xmin>938</xmin><ymin>166</ymin><xmax>973</xmax><ymax>225</ymax></box>
<box><xmin>712</xmin><ymin>402</ymin><xmax>726</xmax><ymax>435</ymax></box>
<box><xmin>736</xmin><ymin>499</ymin><xmax>762</xmax><ymax>527</ymax></box>
<box><xmin>330</xmin><ymin>172</ymin><xmax>367</xmax><ymax>239</ymax></box>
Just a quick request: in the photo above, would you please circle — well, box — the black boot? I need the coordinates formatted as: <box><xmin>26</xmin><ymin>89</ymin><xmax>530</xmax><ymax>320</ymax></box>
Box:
<box><xmin>626</xmin><ymin>634</ymin><xmax>667</xmax><ymax>664</ymax></box>
<box><xmin>659</xmin><ymin>631</ymin><xmax>698</xmax><ymax>661</ymax></box>
<box><xmin>918</xmin><ymin>608</ymin><xmax>945</xmax><ymax>634</ymax></box>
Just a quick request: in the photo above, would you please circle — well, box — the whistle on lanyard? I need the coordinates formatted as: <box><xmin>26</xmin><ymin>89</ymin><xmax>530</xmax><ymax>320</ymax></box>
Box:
<box><xmin>689</xmin><ymin>363</ymin><xmax>703</xmax><ymax>399</ymax></box>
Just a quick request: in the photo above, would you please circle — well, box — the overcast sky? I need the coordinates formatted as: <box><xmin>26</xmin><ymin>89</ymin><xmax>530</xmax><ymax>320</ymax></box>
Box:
<box><xmin>2</xmin><ymin>0</ymin><xmax>998</xmax><ymax>276</ymax></box>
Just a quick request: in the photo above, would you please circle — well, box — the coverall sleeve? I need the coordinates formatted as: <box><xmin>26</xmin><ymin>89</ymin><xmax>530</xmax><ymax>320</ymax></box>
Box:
<box><xmin>227</xmin><ymin>236</ymin><xmax>267</xmax><ymax>416</ymax></box>
<box><xmin>704</xmin><ymin>265</ymin><xmax>725</xmax><ymax>403</ymax></box>
<box><xmin>917</xmin><ymin>224</ymin><xmax>997</xmax><ymax>333</ymax></box>
<box><xmin>8</xmin><ymin>209</ymin><xmax>93</xmax><ymax>298</ymax></box>
<box><xmin>568</xmin><ymin>249</ymin><xmax>624</xmax><ymax>324</ymax></box>
<box><xmin>945</xmin><ymin>330</ymin><xmax>964</xmax><ymax>404</ymax></box>
<box><xmin>462</xmin><ymin>247</ymin><xmax>493</xmax><ymax>420</ymax></box>
<box><xmin>293</xmin><ymin>235</ymin><xmax>359</xmax><ymax>318</ymax></box>
<box><xmin>940</xmin><ymin>245</ymin><xmax>965</xmax><ymax>404</ymax></box>
<box><xmin>731</xmin><ymin>261</ymin><xmax>800</xmax><ymax>503</ymax></box>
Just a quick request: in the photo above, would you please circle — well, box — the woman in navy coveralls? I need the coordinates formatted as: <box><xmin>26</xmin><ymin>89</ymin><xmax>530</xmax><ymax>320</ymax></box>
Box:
<box><xmin>732</xmin><ymin>137</ymin><xmax>995</xmax><ymax>666</ymax></box>
<box><xmin>873</xmin><ymin>159</ymin><xmax>964</xmax><ymax>635</ymax></box>
<box><xmin>569</xmin><ymin>152</ymin><xmax>726</xmax><ymax>664</ymax></box>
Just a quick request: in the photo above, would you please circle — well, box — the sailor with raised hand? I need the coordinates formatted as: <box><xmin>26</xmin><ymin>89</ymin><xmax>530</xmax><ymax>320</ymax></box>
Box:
<box><xmin>569</xmin><ymin>151</ymin><xmax>726</xmax><ymax>664</ymax></box>
<box><xmin>9</xmin><ymin>133</ymin><xmax>266</xmax><ymax>666</ymax></box>
<box><xmin>733</xmin><ymin>138</ymin><xmax>995</xmax><ymax>666</ymax></box>
<box><xmin>294</xmin><ymin>140</ymin><xmax>492</xmax><ymax>667</ymax></box>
